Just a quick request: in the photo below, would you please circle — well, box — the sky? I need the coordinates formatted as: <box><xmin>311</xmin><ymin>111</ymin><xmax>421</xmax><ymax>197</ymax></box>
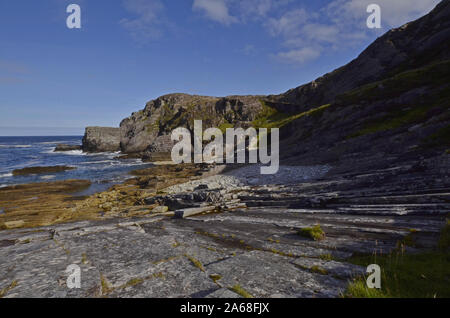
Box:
<box><xmin>0</xmin><ymin>0</ymin><xmax>441</xmax><ymax>136</ymax></box>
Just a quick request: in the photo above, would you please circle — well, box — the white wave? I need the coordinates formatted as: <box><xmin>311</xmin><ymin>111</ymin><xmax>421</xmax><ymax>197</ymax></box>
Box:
<box><xmin>86</xmin><ymin>151</ymin><xmax>122</xmax><ymax>158</ymax></box>
<box><xmin>43</xmin><ymin>148</ymin><xmax>86</xmax><ymax>156</ymax></box>
<box><xmin>40</xmin><ymin>147</ymin><xmax>56</xmax><ymax>154</ymax></box>
<box><xmin>38</xmin><ymin>141</ymin><xmax>73</xmax><ymax>145</ymax></box>
<box><xmin>40</xmin><ymin>175</ymin><xmax>55</xmax><ymax>180</ymax></box>
<box><xmin>0</xmin><ymin>173</ymin><xmax>13</xmax><ymax>178</ymax></box>
<box><xmin>0</xmin><ymin>144</ymin><xmax>32</xmax><ymax>148</ymax></box>
<box><xmin>0</xmin><ymin>184</ymin><xmax>8</xmax><ymax>188</ymax></box>
<box><xmin>78</xmin><ymin>160</ymin><xmax>115</xmax><ymax>165</ymax></box>
<box><xmin>61</xmin><ymin>150</ymin><xmax>86</xmax><ymax>156</ymax></box>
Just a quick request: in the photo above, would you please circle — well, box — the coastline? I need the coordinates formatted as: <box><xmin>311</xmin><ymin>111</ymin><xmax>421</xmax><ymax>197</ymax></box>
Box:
<box><xmin>0</xmin><ymin>156</ymin><xmax>448</xmax><ymax>298</ymax></box>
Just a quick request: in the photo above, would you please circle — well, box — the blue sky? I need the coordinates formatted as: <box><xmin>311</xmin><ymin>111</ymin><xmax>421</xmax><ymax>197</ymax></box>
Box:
<box><xmin>0</xmin><ymin>0</ymin><xmax>440</xmax><ymax>135</ymax></box>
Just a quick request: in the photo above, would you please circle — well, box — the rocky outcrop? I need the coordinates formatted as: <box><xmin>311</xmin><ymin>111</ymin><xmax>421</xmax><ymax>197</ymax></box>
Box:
<box><xmin>54</xmin><ymin>144</ymin><xmax>82</xmax><ymax>152</ymax></box>
<box><xmin>82</xmin><ymin>127</ymin><xmax>121</xmax><ymax>153</ymax></box>
<box><xmin>84</xmin><ymin>1</ymin><xmax>449</xmax><ymax>165</ymax></box>
<box><xmin>265</xmin><ymin>1</ymin><xmax>450</xmax><ymax>167</ymax></box>
<box><xmin>119</xmin><ymin>94</ymin><xmax>264</xmax><ymax>154</ymax></box>
<box><xmin>12</xmin><ymin>166</ymin><xmax>76</xmax><ymax>176</ymax></box>
<box><xmin>268</xmin><ymin>0</ymin><xmax>450</xmax><ymax>112</ymax></box>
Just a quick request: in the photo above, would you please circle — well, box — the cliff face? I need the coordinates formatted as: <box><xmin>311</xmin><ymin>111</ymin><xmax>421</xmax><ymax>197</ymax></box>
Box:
<box><xmin>82</xmin><ymin>127</ymin><xmax>121</xmax><ymax>153</ymax></box>
<box><xmin>119</xmin><ymin>94</ymin><xmax>264</xmax><ymax>154</ymax></box>
<box><xmin>83</xmin><ymin>1</ymin><xmax>449</xmax><ymax>165</ymax></box>
<box><xmin>268</xmin><ymin>0</ymin><xmax>450</xmax><ymax>113</ymax></box>
<box><xmin>274</xmin><ymin>1</ymin><xmax>450</xmax><ymax>167</ymax></box>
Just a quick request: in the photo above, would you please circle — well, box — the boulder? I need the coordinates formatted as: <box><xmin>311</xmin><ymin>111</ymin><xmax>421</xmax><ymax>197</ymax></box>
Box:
<box><xmin>174</xmin><ymin>206</ymin><xmax>216</xmax><ymax>218</ymax></box>
<box><xmin>82</xmin><ymin>127</ymin><xmax>121</xmax><ymax>153</ymax></box>
<box><xmin>152</xmin><ymin>206</ymin><xmax>169</xmax><ymax>213</ymax></box>
<box><xmin>54</xmin><ymin>144</ymin><xmax>82</xmax><ymax>152</ymax></box>
<box><xmin>12</xmin><ymin>166</ymin><xmax>76</xmax><ymax>176</ymax></box>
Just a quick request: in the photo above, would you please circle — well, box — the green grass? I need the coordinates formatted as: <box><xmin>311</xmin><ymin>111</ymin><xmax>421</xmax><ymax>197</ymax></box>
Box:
<box><xmin>339</xmin><ymin>60</ymin><xmax>450</xmax><ymax>140</ymax></box>
<box><xmin>229</xmin><ymin>284</ymin><xmax>254</xmax><ymax>298</ymax></box>
<box><xmin>218</xmin><ymin>122</ymin><xmax>234</xmax><ymax>133</ymax></box>
<box><xmin>298</xmin><ymin>225</ymin><xmax>326</xmax><ymax>241</ymax></box>
<box><xmin>311</xmin><ymin>265</ymin><xmax>328</xmax><ymax>275</ymax></box>
<box><xmin>100</xmin><ymin>274</ymin><xmax>113</xmax><ymax>295</ymax></box>
<box><xmin>0</xmin><ymin>280</ymin><xmax>18</xmax><ymax>298</ymax></box>
<box><xmin>337</xmin><ymin>60</ymin><xmax>450</xmax><ymax>105</ymax></box>
<box><xmin>348</xmin><ymin>104</ymin><xmax>432</xmax><ymax>138</ymax></box>
<box><xmin>209</xmin><ymin>274</ymin><xmax>222</xmax><ymax>283</ymax></box>
<box><xmin>252</xmin><ymin>100</ymin><xmax>331</xmax><ymax>130</ymax></box>
<box><xmin>438</xmin><ymin>219</ymin><xmax>450</xmax><ymax>250</ymax></box>
<box><xmin>347</xmin><ymin>85</ymin><xmax>450</xmax><ymax>140</ymax></box>
<box><xmin>422</xmin><ymin>125</ymin><xmax>450</xmax><ymax>149</ymax></box>
<box><xmin>345</xmin><ymin>222</ymin><xmax>450</xmax><ymax>298</ymax></box>
<box><xmin>344</xmin><ymin>279</ymin><xmax>387</xmax><ymax>298</ymax></box>
<box><xmin>185</xmin><ymin>254</ymin><xmax>205</xmax><ymax>272</ymax></box>
<box><xmin>318</xmin><ymin>253</ymin><xmax>334</xmax><ymax>261</ymax></box>
<box><xmin>344</xmin><ymin>251</ymin><xmax>450</xmax><ymax>298</ymax></box>
<box><xmin>125</xmin><ymin>278</ymin><xmax>144</xmax><ymax>287</ymax></box>
<box><xmin>397</xmin><ymin>230</ymin><xmax>417</xmax><ymax>248</ymax></box>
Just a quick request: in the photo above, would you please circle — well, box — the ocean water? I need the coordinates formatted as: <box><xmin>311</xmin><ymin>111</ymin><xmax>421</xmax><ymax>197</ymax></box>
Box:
<box><xmin>0</xmin><ymin>136</ymin><xmax>152</xmax><ymax>194</ymax></box>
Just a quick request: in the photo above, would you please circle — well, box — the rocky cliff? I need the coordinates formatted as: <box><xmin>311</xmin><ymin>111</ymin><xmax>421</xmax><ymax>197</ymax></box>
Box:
<box><xmin>82</xmin><ymin>127</ymin><xmax>121</xmax><ymax>153</ymax></box>
<box><xmin>273</xmin><ymin>0</ymin><xmax>450</xmax><ymax>167</ymax></box>
<box><xmin>267</xmin><ymin>0</ymin><xmax>450</xmax><ymax>113</ymax></box>
<box><xmin>83</xmin><ymin>0</ymin><xmax>449</xmax><ymax>166</ymax></box>
<box><xmin>119</xmin><ymin>94</ymin><xmax>264</xmax><ymax>154</ymax></box>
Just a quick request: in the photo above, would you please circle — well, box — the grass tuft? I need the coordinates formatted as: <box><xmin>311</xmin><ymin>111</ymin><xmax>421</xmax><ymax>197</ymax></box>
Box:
<box><xmin>185</xmin><ymin>254</ymin><xmax>205</xmax><ymax>272</ymax></box>
<box><xmin>125</xmin><ymin>278</ymin><xmax>144</xmax><ymax>288</ymax></box>
<box><xmin>252</xmin><ymin>101</ymin><xmax>331</xmax><ymax>130</ymax></box>
<box><xmin>345</xmin><ymin>250</ymin><xmax>450</xmax><ymax>298</ymax></box>
<box><xmin>319</xmin><ymin>253</ymin><xmax>334</xmax><ymax>261</ymax></box>
<box><xmin>438</xmin><ymin>219</ymin><xmax>450</xmax><ymax>250</ymax></box>
<box><xmin>0</xmin><ymin>280</ymin><xmax>18</xmax><ymax>298</ymax></box>
<box><xmin>298</xmin><ymin>225</ymin><xmax>326</xmax><ymax>241</ymax></box>
<box><xmin>344</xmin><ymin>279</ymin><xmax>387</xmax><ymax>298</ymax></box>
<box><xmin>311</xmin><ymin>265</ymin><xmax>328</xmax><ymax>275</ymax></box>
<box><xmin>229</xmin><ymin>284</ymin><xmax>254</xmax><ymax>298</ymax></box>
<box><xmin>209</xmin><ymin>274</ymin><xmax>222</xmax><ymax>283</ymax></box>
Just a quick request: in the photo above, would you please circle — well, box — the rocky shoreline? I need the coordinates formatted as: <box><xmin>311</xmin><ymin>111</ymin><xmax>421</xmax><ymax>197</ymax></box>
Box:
<box><xmin>0</xmin><ymin>2</ymin><xmax>449</xmax><ymax>298</ymax></box>
<box><xmin>0</xmin><ymin>153</ymin><xmax>449</xmax><ymax>297</ymax></box>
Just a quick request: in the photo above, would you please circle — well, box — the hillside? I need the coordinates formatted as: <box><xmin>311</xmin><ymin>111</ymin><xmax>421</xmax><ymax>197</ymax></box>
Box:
<box><xmin>83</xmin><ymin>0</ymin><xmax>450</xmax><ymax>171</ymax></box>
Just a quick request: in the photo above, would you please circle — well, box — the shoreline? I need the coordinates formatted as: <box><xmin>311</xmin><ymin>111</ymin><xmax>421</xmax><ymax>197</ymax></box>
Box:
<box><xmin>0</xmin><ymin>156</ymin><xmax>448</xmax><ymax>298</ymax></box>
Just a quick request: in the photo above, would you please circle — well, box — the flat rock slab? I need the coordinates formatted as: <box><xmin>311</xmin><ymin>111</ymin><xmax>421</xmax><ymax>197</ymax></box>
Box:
<box><xmin>174</xmin><ymin>206</ymin><xmax>216</xmax><ymax>218</ymax></box>
<box><xmin>0</xmin><ymin>162</ymin><xmax>448</xmax><ymax>298</ymax></box>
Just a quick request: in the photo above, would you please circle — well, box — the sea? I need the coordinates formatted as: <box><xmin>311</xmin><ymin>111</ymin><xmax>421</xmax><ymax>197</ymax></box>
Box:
<box><xmin>0</xmin><ymin>136</ymin><xmax>152</xmax><ymax>195</ymax></box>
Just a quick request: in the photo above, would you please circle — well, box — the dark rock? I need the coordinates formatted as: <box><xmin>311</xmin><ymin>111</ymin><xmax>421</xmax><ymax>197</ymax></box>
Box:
<box><xmin>12</xmin><ymin>166</ymin><xmax>76</xmax><ymax>176</ymax></box>
<box><xmin>82</xmin><ymin>127</ymin><xmax>121</xmax><ymax>153</ymax></box>
<box><xmin>119</xmin><ymin>94</ymin><xmax>264</xmax><ymax>154</ymax></box>
<box><xmin>54</xmin><ymin>144</ymin><xmax>82</xmax><ymax>152</ymax></box>
<box><xmin>268</xmin><ymin>0</ymin><xmax>450</xmax><ymax>111</ymax></box>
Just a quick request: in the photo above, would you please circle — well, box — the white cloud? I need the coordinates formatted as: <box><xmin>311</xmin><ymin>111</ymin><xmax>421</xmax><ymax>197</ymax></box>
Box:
<box><xmin>266</xmin><ymin>9</ymin><xmax>308</xmax><ymax>37</ymax></box>
<box><xmin>236</xmin><ymin>0</ymin><xmax>293</xmax><ymax>20</ymax></box>
<box><xmin>120</xmin><ymin>0</ymin><xmax>165</xmax><ymax>43</ymax></box>
<box><xmin>242</xmin><ymin>44</ymin><xmax>257</xmax><ymax>56</ymax></box>
<box><xmin>192</xmin><ymin>0</ymin><xmax>294</xmax><ymax>25</ymax></box>
<box><xmin>266</xmin><ymin>0</ymin><xmax>440</xmax><ymax>64</ymax></box>
<box><xmin>193</xmin><ymin>0</ymin><xmax>237</xmax><ymax>25</ymax></box>
<box><xmin>238</xmin><ymin>0</ymin><xmax>273</xmax><ymax>17</ymax></box>
<box><xmin>326</xmin><ymin>0</ymin><xmax>440</xmax><ymax>28</ymax></box>
<box><xmin>276</xmin><ymin>47</ymin><xmax>321</xmax><ymax>64</ymax></box>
